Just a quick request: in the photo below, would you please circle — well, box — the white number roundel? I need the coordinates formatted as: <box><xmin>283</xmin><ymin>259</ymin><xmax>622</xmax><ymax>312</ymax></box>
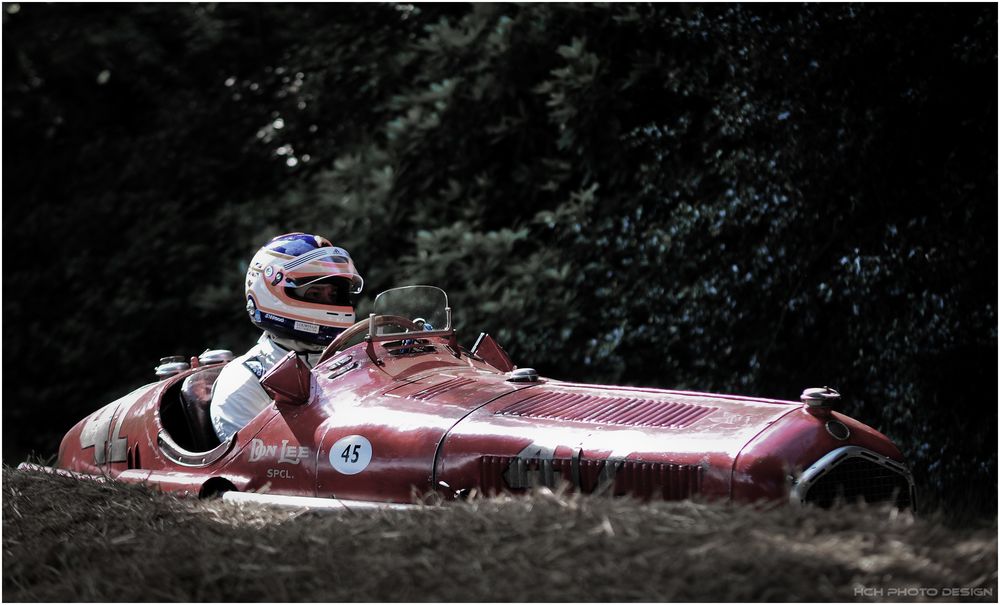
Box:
<box><xmin>329</xmin><ymin>435</ymin><xmax>372</xmax><ymax>475</ymax></box>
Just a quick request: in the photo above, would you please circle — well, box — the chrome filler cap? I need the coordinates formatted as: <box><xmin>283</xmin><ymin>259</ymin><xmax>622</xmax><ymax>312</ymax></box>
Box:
<box><xmin>801</xmin><ymin>386</ymin><xmax>841</xmax><ymax>415</ymax></box>
<box><xmin>507</xmin><ymin>367</ymin><xmax>539</xmax><ymax>383</ymax></box>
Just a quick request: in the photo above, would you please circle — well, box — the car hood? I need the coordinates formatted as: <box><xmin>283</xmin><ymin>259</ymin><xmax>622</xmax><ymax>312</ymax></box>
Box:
<box><xmin>460</xmin><ymin>377</ymin><xmax>801</xmax><ymax>459</ymax></box>
<box><xmin>379</xmin><ymin>367</ymin><xmax>801</xmax><ymax>461</ymax></box>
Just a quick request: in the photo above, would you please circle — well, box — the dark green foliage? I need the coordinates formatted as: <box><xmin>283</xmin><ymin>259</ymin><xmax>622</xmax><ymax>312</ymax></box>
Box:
<box><xmin>2</xmin><ymin>4</ymin><xmax>995</xmax><ymax>513</ymax></box>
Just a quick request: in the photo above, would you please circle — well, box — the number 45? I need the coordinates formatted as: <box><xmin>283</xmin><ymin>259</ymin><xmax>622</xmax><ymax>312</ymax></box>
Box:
<box><xmin>341</xmin><ymin>443</ymin><xmax>361</xmax><ymax>464</ymax></box>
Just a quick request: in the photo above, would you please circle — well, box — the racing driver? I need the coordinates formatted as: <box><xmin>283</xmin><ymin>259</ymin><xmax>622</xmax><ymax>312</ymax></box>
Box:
<box><xmin>209</xmin><ymin>232</ymin><xmax>363</xmax><ymax>441</ymax></box>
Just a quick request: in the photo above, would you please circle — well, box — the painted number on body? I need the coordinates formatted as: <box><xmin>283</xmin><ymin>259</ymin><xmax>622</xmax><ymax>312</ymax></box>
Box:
<box><xmin>329</xmin><ymin>435</ymin><xmax>372</xmax><ymax>475</ymax></box>
<box><xmin>79</xmin><ymin>383</ymin><xmax>155</xmax><ymax>465</ymax></box>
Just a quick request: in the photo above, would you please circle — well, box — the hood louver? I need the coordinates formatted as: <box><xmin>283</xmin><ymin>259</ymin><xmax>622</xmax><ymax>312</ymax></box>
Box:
<box><xmin>496</xmin><ymin>391</ymin><xmax>715</xmax><ymax>428</ymax></box>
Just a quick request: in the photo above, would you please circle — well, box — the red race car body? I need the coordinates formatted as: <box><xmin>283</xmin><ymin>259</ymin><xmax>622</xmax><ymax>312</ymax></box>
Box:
<box><xmin>40</xmin><ymin>286</ymin><xmax>915</xmax><ymax>510</ymax></box>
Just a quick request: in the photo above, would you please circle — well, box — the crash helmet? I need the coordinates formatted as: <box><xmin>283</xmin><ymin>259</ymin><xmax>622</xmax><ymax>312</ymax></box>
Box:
<box><xmin>244</xmin><ymin>232</ymin><xmax>364</xmax><ymax>345</ymax></box>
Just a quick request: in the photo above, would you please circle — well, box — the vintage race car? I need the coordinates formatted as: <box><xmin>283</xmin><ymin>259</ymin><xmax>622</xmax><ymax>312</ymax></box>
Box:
<box><xmin>25</xmin><ymin>286</ymin><xmax>916</xmax><ymax>511</ymax></box>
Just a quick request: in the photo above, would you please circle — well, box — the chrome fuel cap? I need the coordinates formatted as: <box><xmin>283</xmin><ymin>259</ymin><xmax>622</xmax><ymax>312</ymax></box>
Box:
<box><xmin>506</xmin><ymin>368</ymin><xmax>539</xmax><ymax>383</ymax></box>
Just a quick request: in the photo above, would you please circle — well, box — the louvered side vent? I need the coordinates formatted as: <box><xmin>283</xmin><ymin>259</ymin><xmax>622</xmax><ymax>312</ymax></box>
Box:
<box><xmin>496</xmin><ymin>391</ymin><xmax>715</xmax><ymax>428</ymax></box>
<box><xmin>410</xmin><ymin>377</ymin><xmax>476</xmax><ymax>400</ymax></box>
<box><xmin>479</xmin><ymin>456</ymin><xmax>702</xmax><ymax>501</ymax></box>
<box><xmin>610</xmin><ymin>460</ymin><xmax>703</xmax><ymax>500</ymax></box>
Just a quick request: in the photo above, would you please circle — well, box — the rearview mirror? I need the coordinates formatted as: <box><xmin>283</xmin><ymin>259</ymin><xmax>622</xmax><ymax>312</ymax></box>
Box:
<box><xmin>260</xmin><ymin>351</ymin><xmax>312</xmax><ymax>406</ymax></box>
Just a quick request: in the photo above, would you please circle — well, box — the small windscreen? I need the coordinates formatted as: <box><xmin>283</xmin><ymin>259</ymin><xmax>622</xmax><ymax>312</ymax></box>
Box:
<box><xmin>372</xmin><ymin>286</ymin><xmax>449</xmax><ymax>337</ymax></box>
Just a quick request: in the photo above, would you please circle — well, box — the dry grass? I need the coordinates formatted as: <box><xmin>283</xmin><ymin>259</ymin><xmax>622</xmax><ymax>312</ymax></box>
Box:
<box><xmin>3</xmin><ymin>467</ymin><xmax>996</xmax><ymax>602</ymax></box>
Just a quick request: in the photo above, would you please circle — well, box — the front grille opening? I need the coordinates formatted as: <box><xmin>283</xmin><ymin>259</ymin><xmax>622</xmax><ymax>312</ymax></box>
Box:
<box><xmin>805</xmin><ymin>457</ymin><xmax>913</xmax><ymax>510</ymax></box>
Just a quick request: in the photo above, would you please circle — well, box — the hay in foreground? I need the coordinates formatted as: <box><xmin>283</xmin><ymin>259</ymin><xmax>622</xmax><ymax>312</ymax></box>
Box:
<box><xmin>2</xmin><ymin>467</ymin><xmax>996</xmax><ymax>602</ymax></box>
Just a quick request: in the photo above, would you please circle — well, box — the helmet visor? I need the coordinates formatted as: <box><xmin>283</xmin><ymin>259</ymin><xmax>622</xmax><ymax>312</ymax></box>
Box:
<box><xmin>290</xmin><ymin>272</ymin><xmax>363</xmax><ymax>295</ymax></box>
<box><xmin>285</xmin><ymin>276</ymin><xmax>356</xmax><ymax>306</ymax></box>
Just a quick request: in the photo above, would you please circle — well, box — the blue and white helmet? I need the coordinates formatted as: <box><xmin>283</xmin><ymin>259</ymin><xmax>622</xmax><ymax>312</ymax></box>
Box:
<box><xmin>244</xmin><ymin>233</ymin><xmax>363</xmax><ymax>345</ymax></box>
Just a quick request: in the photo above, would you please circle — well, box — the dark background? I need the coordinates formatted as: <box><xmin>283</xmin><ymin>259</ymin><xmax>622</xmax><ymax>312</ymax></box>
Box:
<box><xmin>3</xmin><ymin>3</ymin><xmax>996</xmax><ymax>514</ymax></box>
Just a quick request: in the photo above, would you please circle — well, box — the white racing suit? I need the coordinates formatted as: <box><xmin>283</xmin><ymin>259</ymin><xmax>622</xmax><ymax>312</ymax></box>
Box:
<box><xmin>209</xmin><ymin>332</ymin><xmax>323</xmax><ymax>442</ymax></box>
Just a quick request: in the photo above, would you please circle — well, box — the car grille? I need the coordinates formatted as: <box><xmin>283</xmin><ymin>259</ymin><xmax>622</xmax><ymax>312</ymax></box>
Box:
<box><xmin>804</xmin><ymin>456</ymin><xmax>914</xmax><ymax>509</ymax></box>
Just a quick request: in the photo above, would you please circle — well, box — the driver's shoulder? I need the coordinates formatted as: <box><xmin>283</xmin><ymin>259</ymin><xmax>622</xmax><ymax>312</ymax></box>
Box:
<box><xmin>217</xmin><ymin>346</ymin><xmax>268</xmax><ymax>382</ymax></box>
<box><xmin>210</xmin><ymin>357</ymin><xmax>268</xmax><ymax>407</ymax></box>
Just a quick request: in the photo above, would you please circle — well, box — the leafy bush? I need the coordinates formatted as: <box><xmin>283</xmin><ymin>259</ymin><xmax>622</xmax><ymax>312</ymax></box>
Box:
<box><xmin>3</xmin><ymin>4</ymin><xmax>995</xmax><ymax>512</ymax></box>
